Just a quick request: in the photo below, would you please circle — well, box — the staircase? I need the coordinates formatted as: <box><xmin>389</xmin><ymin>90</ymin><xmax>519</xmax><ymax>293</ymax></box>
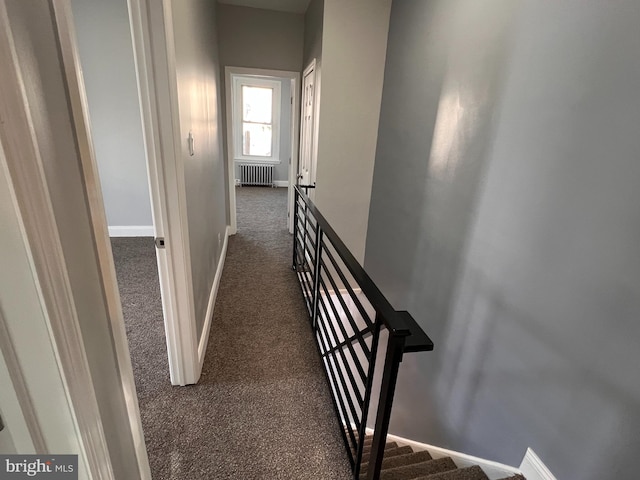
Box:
<box><xmin>293</xmin><ymin>186</ymin><xmax>524</xmax><ymax>480</ymax></box>
<box><xmin>356</xmin><ymin>434</ymin><xmax>525</xmax><ymax>480</ymax></box>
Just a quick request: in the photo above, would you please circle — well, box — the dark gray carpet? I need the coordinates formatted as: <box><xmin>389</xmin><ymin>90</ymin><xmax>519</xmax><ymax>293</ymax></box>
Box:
<box><xmin>111</xmin><ymin>186</ymin><xmax>352</xmax><ymax>480</ymax></box>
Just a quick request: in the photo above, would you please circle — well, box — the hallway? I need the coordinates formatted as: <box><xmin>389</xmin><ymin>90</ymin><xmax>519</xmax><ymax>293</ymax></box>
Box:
<box><xmin>112</xmin><ymin>187</ymin><xmax>351</xmax><ymax>479</ymax></box>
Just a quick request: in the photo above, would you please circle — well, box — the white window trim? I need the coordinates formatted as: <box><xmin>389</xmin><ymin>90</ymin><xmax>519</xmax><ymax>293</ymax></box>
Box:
<box><xmin>232</xmin><ymin>75</ymin><xmax>281</xmax><ymax>164</ymax></box>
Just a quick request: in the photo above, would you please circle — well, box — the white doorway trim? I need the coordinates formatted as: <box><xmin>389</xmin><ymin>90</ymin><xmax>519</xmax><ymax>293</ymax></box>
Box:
<box><xmin>129</xmin><ymin>0</ymin><xmax>200</xmax><ymax>386</ymax></box>
<box><xmin>51</xmin><ymin>2</ymin><xmax>152</xmax><ymax>477</ymax></box>
<box><xmin>0</xmin><ymin>1</ymin><xmax>118</xmax><ymax>475</ymax></box>
<box><xmin>0</xmin><ymin>308</ymin><xmax>44</xmax><ymax>454</ymax></box>
<box><xmin>224</xmin><ymin>66</ymin><xmax>301</xmax><ymax>235</ymax></box>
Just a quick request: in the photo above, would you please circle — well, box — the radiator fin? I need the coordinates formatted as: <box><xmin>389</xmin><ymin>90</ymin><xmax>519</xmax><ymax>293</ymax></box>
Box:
<box><xmin>240</xmin><ymin>164</ymin><xmax>274</xmax><ymax>187</ymax></box>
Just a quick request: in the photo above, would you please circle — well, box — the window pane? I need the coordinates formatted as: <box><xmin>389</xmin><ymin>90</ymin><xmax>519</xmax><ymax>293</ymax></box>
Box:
<box><xmin>242</xmin><ymin>123</ymin><xmax>272</xmax><ymax>156</ymax></box>
<box><xmin>242</xmin><ymin>86</ymin><xmax>272</xmax><ymax>123</ymax></box>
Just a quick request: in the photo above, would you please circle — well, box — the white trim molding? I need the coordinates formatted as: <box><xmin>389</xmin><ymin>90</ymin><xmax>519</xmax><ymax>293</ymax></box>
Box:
<box><xmin>519</xmin><ymin>449</ymin><xmax>557</xmax><ymax>480</ymax></box>
<box><xmin>365</xmin><ymin>428</ymin><xmax>523</xmax><ymax>480</ymax></box>
<box><xmin>197</xmin><ymin>226</ymin><xmax>229</xmax><ymax>372</ymax></box>
<box><xmin>234</xmin><ymin>179</ymin><xmax>288</xmax><ymax>188</ymax></box>
<box><xmin>108</xmin><ymin>225</ymin><xmax>155</xmax><ymax>237</ymax></box>
<box><xmin>52</xmin><ymin>2</ymin><xmax>152</xmax><ymax>478</ymax></box>
<box><xmin>0</xmin><ymin>291</ymin><xmax>46</xmax><ymax>454</ymax></box>
<box><xmin>0</xmin><ymin>2</ymin><xmax>113</xmax><ymax>476</ymax></box>
<box><xmin>109</xmin><ymin>225</ymin><xmax>154</xmax><ymax>237</ymax></box>
<box><xmin>225</xmin><ymin>66</ymin><xmax>301</xmax><ymax>236</ymax></box>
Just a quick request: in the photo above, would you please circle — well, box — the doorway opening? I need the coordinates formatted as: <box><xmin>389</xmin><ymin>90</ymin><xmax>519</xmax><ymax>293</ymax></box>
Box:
<box><xmin>225</xmin><ymin>67</ymin><xmax>301</xmax><ymax>235</ymax></box>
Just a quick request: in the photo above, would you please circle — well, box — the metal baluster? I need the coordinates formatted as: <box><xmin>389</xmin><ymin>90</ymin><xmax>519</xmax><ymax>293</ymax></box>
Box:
<box><xmin>303</xmin><ymin>203</ymin><xmax>309</xmax><ymax>272</ymax></box>
<box><xmin>290</xmin><ymin>185</ymin><xmax>433</xmax><ymax>480</ymax></box>
<box><xmin>366</xmin><ymin>333</ymin><xmax>406</xmax><ymax>480</ymax></box>
<box><xmin>292</xmin><ymin>188</ymin><xmax>299</xmax><ymax>270</ymax></box>
<box><xmin>311</xmin><ymin>224</ymin><xmax>323</xmax><ymax>331</ymax></box>
<box><xmin>354</xmin><ymin>317</ymin><xmax>382</xmax><ymax>478</ymax></box>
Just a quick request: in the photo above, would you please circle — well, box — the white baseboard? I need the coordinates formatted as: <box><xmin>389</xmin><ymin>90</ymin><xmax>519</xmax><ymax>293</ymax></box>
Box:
<box><xmin>234</xmin><ymin>179</ymin><xmax>288</xmax><ymax>188</ymax></box>
<box><xmin>519</xmin><ymin>449</ymin><xmax>556</xmax><ymax>480</ymax></box>
<box><xmin>364</xmin><ymin>428</ymin><xmax>522</xmax><ymax>480</ymax></box>
<box><xmin>197</xmin><ymin>226</ymin><xmax>229</xmax><ymax>371</ymax></box>
<box><xmin>108</xmin><ymin>225</ymin><xmax>154</xmax><ymax>237</ymax></box>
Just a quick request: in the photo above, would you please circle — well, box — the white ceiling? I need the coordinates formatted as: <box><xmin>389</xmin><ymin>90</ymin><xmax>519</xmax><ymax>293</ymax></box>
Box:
<box><xmin>218</xmin><ymin>0</ymin><xmax>311</xmax><ymax>14</ymax></box>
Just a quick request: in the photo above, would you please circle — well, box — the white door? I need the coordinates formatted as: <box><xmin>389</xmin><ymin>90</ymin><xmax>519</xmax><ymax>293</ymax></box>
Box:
<box><xmin>299</xmin><ymin>61</ymin><xmax>317</xmax><ymax>187</ymax></box>
<box><xmin>130</xmin><ymin>0</ymin><xmax>201</xmax><ymax>386</ymax></box>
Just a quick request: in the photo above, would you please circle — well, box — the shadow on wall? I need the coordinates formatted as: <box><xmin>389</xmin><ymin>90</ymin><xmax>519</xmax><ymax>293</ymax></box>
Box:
<box><xmin>366</xmin><ymin>0</ymin><xmax>640</xmax><ymax>479</ymax></box>
<box><xmin>365</xmin><ymin>0</ymin><xmax>521</xmax><ymax>448</ymax></box>
<box><xmin>432</xmin><ymin>263</ymin><xmax>640</xmax><ymax>480</ymax></box>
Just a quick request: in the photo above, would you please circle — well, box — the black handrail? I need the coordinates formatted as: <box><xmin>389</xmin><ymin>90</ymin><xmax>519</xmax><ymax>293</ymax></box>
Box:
<box><xmin>292</xmin><ymin>185</ymin><xmax>434</xmax><ymax>480</ymax></box>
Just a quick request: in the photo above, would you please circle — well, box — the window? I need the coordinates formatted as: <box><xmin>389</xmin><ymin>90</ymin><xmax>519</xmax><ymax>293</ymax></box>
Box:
<box><xmin>233</xmin><ymin>76</ymin><xmax>281</xmax><ymax>163</ymax></box>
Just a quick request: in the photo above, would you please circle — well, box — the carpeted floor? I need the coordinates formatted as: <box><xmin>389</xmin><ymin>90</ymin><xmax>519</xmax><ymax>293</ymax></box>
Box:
<box><xmin>111</xmin><ymin>186</ymin><xmax>352</xmax><ymax>480</ymax></box>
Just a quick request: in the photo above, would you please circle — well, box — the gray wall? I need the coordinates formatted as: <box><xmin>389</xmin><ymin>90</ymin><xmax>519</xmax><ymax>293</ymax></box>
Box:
<box><xmin>233</xmin><ymin>77</ymin><xmax>291</xmax><ymax>182</ymax></box>
<box><xmin>217</xmin><ymin>4</ymin><xmax>304</xmax><ymax>220</ymax></box>
<box><xmin>217</xmin><ymin>4</ymin><xmax>304</xmax><ymax>73</ymax></box>
<box><xmin>170</xmin><ymin>0</ymin><xmax>228</xmax><ymax>339</ymax></box>
<box><xmin>6</xmin><ymin>1</ymin><xmax>141</xmax><ymax>475</ymax></box>
<box><xmin>312</xmin><ymin>0</ymin><xmax>392</xmax><ymax>263</ymax></box>
<box><xmin>364</xmin><ymin>1</ymin><xmax>640</xmax><ymax>479</ymax></box>
<box><xmin>303</xmin><ymin>0</ymin><xmax>323</xmax><ymax>67</ymax></box>
<box><xmin>71</xmin><ymin>0</ymin><xmax>152</xmax><ymax>228</ymax></box>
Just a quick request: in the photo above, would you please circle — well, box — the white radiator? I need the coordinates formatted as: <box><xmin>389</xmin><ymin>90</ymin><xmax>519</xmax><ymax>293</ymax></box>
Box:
<box><xmin>240</xmin><ymin>164</ymin><xmax>274</xmax><ymax>187</ymax></box>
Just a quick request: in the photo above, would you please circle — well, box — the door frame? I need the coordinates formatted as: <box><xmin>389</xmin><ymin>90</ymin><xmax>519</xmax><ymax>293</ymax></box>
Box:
<box><xmin>51</xmin><ymin>2</ymin><xmax>152</xmax><ymax>475</ymax></box>
<box><xmin>224</xmin><ymin>66</ymin><xmax>301</xmax><ymax>235</ymax></box>
<box><xmin>0</xmin><ymin>1</ymin><xmax>150</xmax><ymax>477</ymax></box>
<box><xmin>128</xmin><ymin>0</ymin><xmax>200</xmax><ymax>386</ymax></box>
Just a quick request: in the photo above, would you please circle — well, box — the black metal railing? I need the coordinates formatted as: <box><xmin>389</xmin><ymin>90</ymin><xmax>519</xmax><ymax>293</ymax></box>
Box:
<box><xmin>292</xmin><ymin>185</ymin><xmax>434</xmax><ymax>480</ymax></box>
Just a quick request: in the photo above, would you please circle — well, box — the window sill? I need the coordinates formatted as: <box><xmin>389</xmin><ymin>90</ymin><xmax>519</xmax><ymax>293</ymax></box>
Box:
<box><xmin>234</xmin><ymin>157</ymin><xmax>281</xmax><ymax>165</ymax></box>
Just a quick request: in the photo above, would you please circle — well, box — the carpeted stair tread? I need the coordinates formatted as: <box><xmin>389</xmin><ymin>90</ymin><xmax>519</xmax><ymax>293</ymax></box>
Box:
<box><xmin>345</xmin><ymin>429</ymin><xmax>523</xmax><ymax>480</ymax></box>
<box><xmin>363</xmin><ymin>441</ymin><xmax>399</xmax><ymax>455</ymax></box>
<box><xmin>414</xmin><ymin>465</ymin><xmax>490</xmax><ymax>480</ymax></box>
<box><xmin>360</xmin><ymin>450</ymin><xmax>434</xmax><ymax>476</ymax></box>
<box><xmin>362</xmin><ymin>445</ymin><xmax>413</xmax><ymax>463</ymax></box>
<box><xmin>356</xmin><ymin>441</ymin><xmax>399</xmax><ymax>462</ymax></box>
<box><xmin>366</xmin><ymin>457</ymin><xmax>457</xmax><ymax>480</ymax></box>
<box><xmin>381</xmin><ymin>457</ymin><xmax>457</xmax><ymax>480</ymax></box>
